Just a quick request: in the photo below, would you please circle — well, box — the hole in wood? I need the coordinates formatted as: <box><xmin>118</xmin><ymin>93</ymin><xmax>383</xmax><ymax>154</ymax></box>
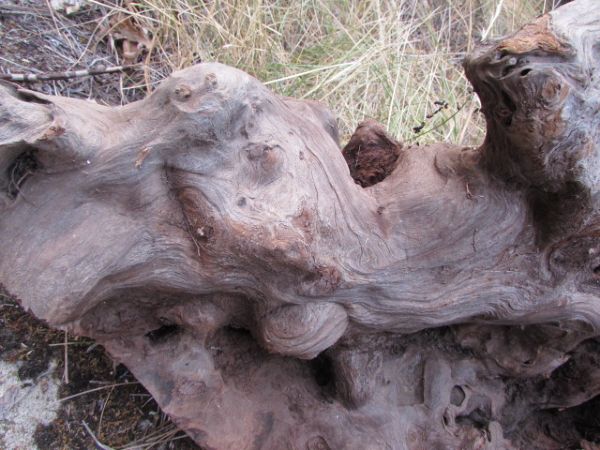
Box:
<box><xmin>310</xmin><ymin>353</ymin><xmax>334</xmax><ymax>387</ymax></box>
<box><xmin>442</xmin><ymin>411</ymin><xmax>451</xmax><ymax>427</ymax></box>
<box><xmin>6</xmin><ymin>148</ymin><xmax>39</xmax><ymax>199</ymax></box>
<box><xmin>145</xmin><ymin>323</ymin><xmax>181</xmax><ymax>343</ymax></box>
<box><xmin>500</xmin><ymin>90</ymin><xmax>517</xmax><ymax>113</ymax></box>
<box><xmin>457</xmin><ymin>408</ymin><xmax>490</xmax><ymax>430</ymax></box>
<box><xmin>499</xmin><ymin>89</ymin><xmax>517</xmax><ymax>126</ymax></box>
<box><xmin>450</xmin><ymin>385</ymin><xmax>466</xmax><ymax>406</ymax></box>
<box><xmin>520</xmin><ymin>68</ymin><xmax>532</xmax><ymax>77</ymax></box>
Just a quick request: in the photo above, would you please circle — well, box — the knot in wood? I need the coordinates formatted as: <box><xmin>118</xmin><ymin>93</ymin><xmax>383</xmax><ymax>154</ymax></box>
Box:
<box><xmin>174</xmin><ymin>84</ymin><xmax>192</xmax><ymax>100</ymax></box>
<box><xmin>259</xmin><ymin>303</ymin><xmax>348</xmax><ymax>359</ymax></box>
<box><xmin>204</xmin><ymin>72</ymin><xmax>218</xmax><ymax>89</ymax></box>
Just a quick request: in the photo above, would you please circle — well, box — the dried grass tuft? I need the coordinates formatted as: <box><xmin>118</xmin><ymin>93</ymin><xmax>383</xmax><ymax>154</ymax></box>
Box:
<box><xmin>92</xmin><ymin>0</ymin><xmax>562</xmax><ymax>144</ymax></box>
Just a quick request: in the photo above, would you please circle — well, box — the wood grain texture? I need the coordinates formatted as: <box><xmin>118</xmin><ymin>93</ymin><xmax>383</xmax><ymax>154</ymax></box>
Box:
<box><xmin>1</xmin><ymin>1</ymin><xmax>600</xmax><ymax>448</ymax></box>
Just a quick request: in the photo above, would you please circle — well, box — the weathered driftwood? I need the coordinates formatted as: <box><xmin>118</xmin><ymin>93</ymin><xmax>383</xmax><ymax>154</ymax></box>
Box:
<box><xmin>2</xmin><ymin>1</ymin><xmax>600</xmax><ymax>448</ymax></box>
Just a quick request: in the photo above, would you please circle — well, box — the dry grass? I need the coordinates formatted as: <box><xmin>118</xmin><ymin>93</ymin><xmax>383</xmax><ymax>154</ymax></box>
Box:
<box><xmin>88</xmin><ymin>0</ymin><xmax>564</xmax><ymax>145</ymax></box>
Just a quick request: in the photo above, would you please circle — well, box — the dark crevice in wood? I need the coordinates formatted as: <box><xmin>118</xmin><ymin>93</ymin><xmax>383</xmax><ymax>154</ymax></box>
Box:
<box><xmin>310</xmin><ymin>352</ymin><xmax>335</xmax><ymax>389</ymax></box>
<box><xmin>145</xmin><ymin>323</ymin><xmax>181</xmax><ymax>343</ymax></box>
<box><xmin>6</xmin><ymin>148</ymin><xmax>39</xmax><ymax>199</ymax></box>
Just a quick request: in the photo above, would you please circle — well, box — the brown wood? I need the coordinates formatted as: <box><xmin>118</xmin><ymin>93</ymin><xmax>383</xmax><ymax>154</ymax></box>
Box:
<box><xmin>1</xmin><ymin>1</ymin><xmax>600</xmax><ymax>448</ymax></box>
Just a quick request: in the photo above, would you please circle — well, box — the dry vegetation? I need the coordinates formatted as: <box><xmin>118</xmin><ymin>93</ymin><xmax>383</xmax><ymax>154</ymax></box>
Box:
<box><xmin>3</xmin><ymin>0</ymin><xmax>564</xmax><ymax>144</ymax></box>
<box><xmin>87</xmin><ymin>0</ymin><xmax>563</xmax><ymax>144</ymax></box>
<box><xmin>0</xmin><ymin>0</ymin><xmax>568</xmax><ymax>448</ymax></box>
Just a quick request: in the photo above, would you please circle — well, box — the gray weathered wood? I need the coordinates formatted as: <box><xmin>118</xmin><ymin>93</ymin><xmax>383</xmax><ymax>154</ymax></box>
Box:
<box><xmin>1</xmin><ymin>1</ymin><xmax>600</xmax><ymax>448</ymax></box>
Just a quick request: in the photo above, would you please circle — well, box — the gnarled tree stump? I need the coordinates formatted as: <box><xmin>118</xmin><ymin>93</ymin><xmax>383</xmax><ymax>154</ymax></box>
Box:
<box><xmin>2</xmin><ymin>1</ymin><xmax>600</xmax><ymax>448</ymax></box>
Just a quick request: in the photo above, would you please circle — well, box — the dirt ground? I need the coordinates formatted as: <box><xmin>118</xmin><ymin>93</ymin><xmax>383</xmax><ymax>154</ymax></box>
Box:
<box><xmin>0</xmin><ymin>1</ymin><xmax>198</xmax><ymax>448</ymax></box>
<box><xmin>1</xmin><ymin>290</ymin><xmax>199</xmax><ymax>449</ymax></box>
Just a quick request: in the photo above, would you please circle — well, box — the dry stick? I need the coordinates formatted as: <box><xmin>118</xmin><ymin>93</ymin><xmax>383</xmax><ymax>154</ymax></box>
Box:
<box><xmin>59</xmin><ymin>381</ymin><xmax>139</xmax><ymax>402</ymax></box>
<box><xmin>0</xmin><ymin>64</ymin><xmax>142</xmax><ymax>82</ymax></box>
<box><xmin>48</xmin><ymin>340</ymin><xmax>94</xmax><ymax>346</ymax></box>
<box><xmin>137</xmin><ymin>432</ymin><xmax>187</xmax><ymax>450</ymax></box>
<box><xmin>63</xmin><ymin>330</ymin><xmax>69</xmax><ymax>384</ymax></box>
<box><xmin>97</xmin><ymin>385</ymin><xmax>116</xmax><ymax>437</ymax></box>
<box><xmin>81</xmin><ymin>420</ymin><xmax>115</xmax><ymax>450</ymax></box>
<box><xmin>44</xmin><ymin>0</ymin><xmax>76</xmax><ymax>56</ymax></box>
<box><xmin>0</xmin><ymin>4</ymin><xmax>52</xmax><ymax>16</ymax></box>
<box><xmin>120</xmin><ymin>427</ymin><xmax>184</xmax><ymax>450</ymax></box>
<box><xmin>123</xmin><ymin>424</ymin><xmax>177</xmax><ymax>443</ymax></box>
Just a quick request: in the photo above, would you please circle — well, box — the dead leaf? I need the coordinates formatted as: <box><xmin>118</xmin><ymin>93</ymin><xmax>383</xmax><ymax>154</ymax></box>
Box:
<box><xmin>108</xmin><ymin>11</ymin><xmax>152</xmax><ymax>64</ymax></box>
<box><xmin>50</xmin><ymin>0</ymin><xmax>86</xmax><ymax>15</ymax></box>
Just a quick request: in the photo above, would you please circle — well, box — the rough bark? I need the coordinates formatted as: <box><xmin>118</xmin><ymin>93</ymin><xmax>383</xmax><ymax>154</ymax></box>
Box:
<box><xmin>1</xmin><ymin>1</ymin><xmax>600</xmax><ymax>448</ymax></box>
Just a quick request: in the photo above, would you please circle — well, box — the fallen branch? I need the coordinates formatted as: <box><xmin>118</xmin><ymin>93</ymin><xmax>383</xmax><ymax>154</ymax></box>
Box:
<box><xmin>1</xmin><ymin>1</ymin><xmax>600</xmax><ymax>448</ymax></box>
<box><xmin>0</xmin><ymin>64</ymin><xmax>142</xmax><ymax>82</ymax></box>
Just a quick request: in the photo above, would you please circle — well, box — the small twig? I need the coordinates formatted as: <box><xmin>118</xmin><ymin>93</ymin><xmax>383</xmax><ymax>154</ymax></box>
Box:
<box><xmin>63</xmin><ymin>330</ymin><xmax>69</xmax><ymax>384</ymax></box>
<box><xmin>59</xmin><ymin>381</ymin><xmax>139</xmax><ymax>402</ymax></box>
<box><xmin>141</xmin><ymin>395</ymin><xmax>155</xmax><ymax>408</ymax></box>
<box><xmin>48</xmin><ymin>340</ymin><xmax>94</xmax><ymax>347</ymax></box>
<box><xmin>425</xmin><ymin>100</ymin><xmax>449</xmax><ymax>119</ymax></box>
<box><xmin>138</xmin><ymin>432</ymin><xmax>188</xmax><ymax>450</ymax></box>
<box><xmin>413</xmin><ymin>103</ymin><xmax>465</xmax><ymax>140</ymax></box>
<box><xmin>97</xmin><ymin>385</ymin><xmax>115</xmax><ymax>437</ymax></box>
<box><xmin>0</xmin><ymin>4</ymin><xmax>52</xmax><ymax>16</ymax></box>
<box><xmin>35</xmin><ymin>360</ymin><xmax>58</xmax><ymax>382</ymax></box>
<box><xmin>119</xmin><ymin>424</ymin><xmax>187</xmax><ymax>450</ymax></box>
<box><xmin>45</xmin><ymin>0</ymin><xmax>76</xmax><ymax>56</ymax></box>
<box><xmin>465</xmin><ymin>182</ymin><xmax>473</xmax><ymax>200</ymax></box>
<box><xmin>86</xmin><ymin>342</ymin><xmax>100</xmax><ymax>353</ymax></box>
<box><xmin>81</xmin><ymin>420</ymin><xmax>115</xmax><ymax>450</ymax></box>
<box><xmin>0</xmin><ymin>64</ymin><xmax>142</xmax><ymax>82</ymax></box>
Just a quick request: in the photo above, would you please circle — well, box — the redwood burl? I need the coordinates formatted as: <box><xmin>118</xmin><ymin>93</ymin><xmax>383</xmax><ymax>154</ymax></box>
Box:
<box><xmin>2</xmin><ymin>1</ymin><xmax>600</xmax><ymax>448</ymax></box>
